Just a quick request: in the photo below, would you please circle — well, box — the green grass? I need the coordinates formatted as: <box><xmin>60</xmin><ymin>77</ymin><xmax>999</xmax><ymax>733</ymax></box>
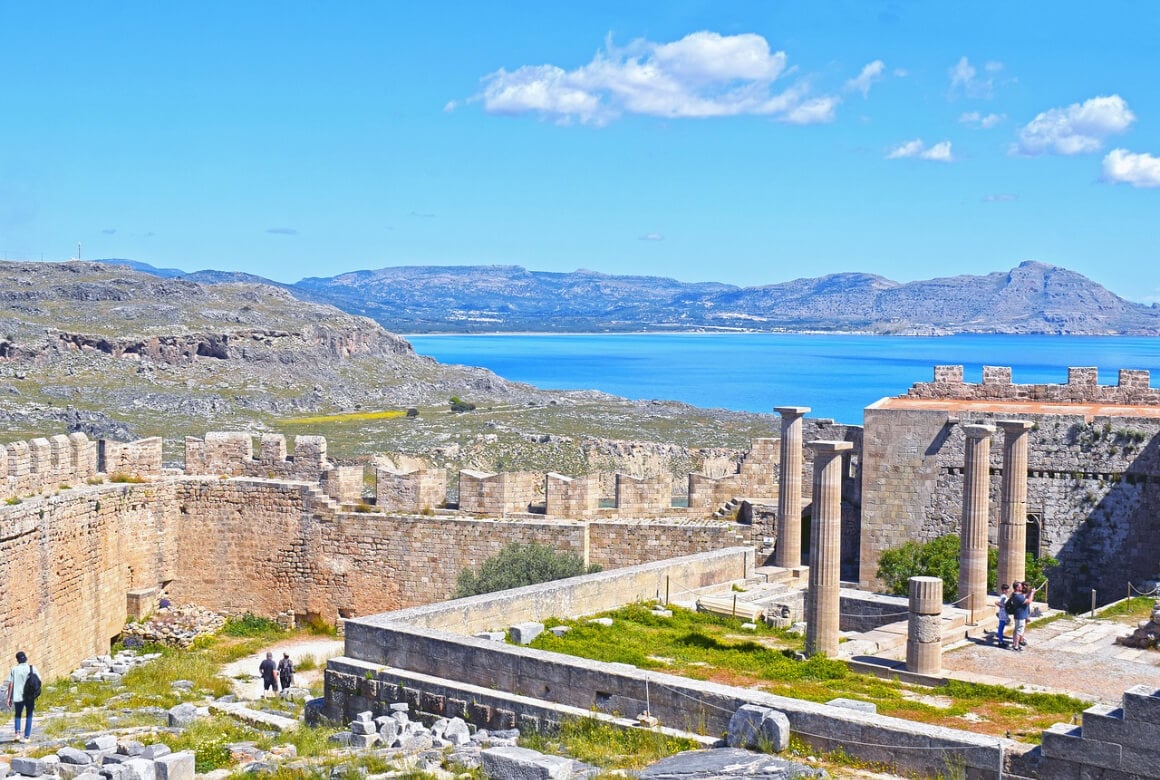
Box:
<box><xmin>1096</xmin><ymin>596</ymin><xmax>1155</xmax><ymax>619</ymax></box>
<box><xmin>520</xmin><ymin>717</ymin><xmax>700</xmax><ymax>770</ymax></box>
<box><xmin>531</xmin><ymin>602</ymin><xmax>1089</xmax><ymax>741</ymax></box>
<box><xmin>163</xmin><ymin>716</ymin><xmax>268</xmax><ymax>772</ymax></box>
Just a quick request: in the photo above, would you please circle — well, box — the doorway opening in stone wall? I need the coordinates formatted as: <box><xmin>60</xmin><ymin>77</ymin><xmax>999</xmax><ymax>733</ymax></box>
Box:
<box><xmin>1026</xmin><ymin>513</ymin><xmax>1042</xmax><ymax>559</ymax></box>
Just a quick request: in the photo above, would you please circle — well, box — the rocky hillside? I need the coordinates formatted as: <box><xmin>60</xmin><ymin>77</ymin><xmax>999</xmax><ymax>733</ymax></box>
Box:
<box><xmin>281</xmin><ymin>261</ymin><xmax>1160</xmax><ymax>335</ymax></box>
<box><xmin>0</xmin><ymin>261</ymin><xmax>773</xmax><ymax>465</ymax></box>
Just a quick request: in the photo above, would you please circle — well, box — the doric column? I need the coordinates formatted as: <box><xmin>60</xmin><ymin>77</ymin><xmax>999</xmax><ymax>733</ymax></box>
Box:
<box><xmin>959</xmin><ymin>424</ymin><xmax>996</xmax><ymax>622</ymax></box>
<box><xmin>997</xmin><ymin>420</ymin><xmax>1033</xmax><ymax>591</ymax></box>
<box><xmin>805</xmin><ymin>440</ymin><xmax>851</xmax><ymax>657</ymax></box>
<box><xmin>907</xmin><ymin>576</ymin><xmax>943</xmax><ymax>675</ymax></box>
<box><xmin>774</xmin><ymin>406</ymin><xmax>810</xmax><ymax>569</ymax></box>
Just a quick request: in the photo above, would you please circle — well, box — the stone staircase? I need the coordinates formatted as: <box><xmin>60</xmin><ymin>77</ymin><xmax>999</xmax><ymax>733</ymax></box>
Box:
<box><xmin>713</xmin><ymin>496</ymin><xmax>744</xmax><ymax>519</ymax></box>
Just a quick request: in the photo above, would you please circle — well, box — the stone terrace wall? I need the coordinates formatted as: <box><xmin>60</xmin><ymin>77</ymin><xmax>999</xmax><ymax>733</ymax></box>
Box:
<box><xmin>330</xmin><ymin>550</ymin><xmax>1007</xmax><ymax>779</ymax></box>
<box><xmin>909</xmin><ymin>364</ymin><xmax>1159</xmax><ymax>405</ymax></box>
<box><xmin>1037</xmin><ymin>685</ymin><xmax>1160</xmax><ymax>777</ymax></box>
<box><xmin>588</xmin><ymin>520</ymin><xmax>749</xmax><ymax>572</ymax></box>
<box><xmin>183</xmin><ymin>432</ymin><xmax>329</xmax><ymax>481</ymax></box>
<box><xmin>0</xmin><ymin>481</ymin><xmax>180</xmax><ymax>679</ymax></box>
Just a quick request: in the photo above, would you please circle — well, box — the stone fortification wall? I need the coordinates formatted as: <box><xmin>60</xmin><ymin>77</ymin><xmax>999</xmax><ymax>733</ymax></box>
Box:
<box><xmin>544</xmin><ymin>473</ymin><xmax>600</xmax><ymax>519</ymax></box>
<box><xmin>99</xmin><ymin>436</ymin><xmax>163</xmax><ymax>478</ymax></box>
<box><xmin>588</xmin><ymin>520</ymin><xmax>749</xmax><ymax>572</ymax></box>
<box><xmin>458</xmin><ymin>470</ymin><xmax>539</xmax><ymax>516</ymax></box>
<box><xmin>183</xmin><ymin>432</ymin><xmax>329</xmax><ymax>480</ymax></box>
<box><xmin>687</xmin><ymin>437</ymin><xmax>780</xmax><ymax>512</ymax></box>
<box><xmin>862</xmin><ymin>366</ymin><xmax>1160</xmax><ymax>609</ymax></box>
<box><xmin>614</xmin><ymin>473</ymin><xmax>671</xmax><ymax>514</ymax></box>
<box><xmin>3</xmin><ymin>432</ymin><xmax>104</xmax><ymax>499</ymax></box>
<box><xmin>322</xmin><ymin>465</ymin><xmax>365</xmax><ymax>505</ymax></box>
<box><xmin>0</xmin><ymin>480</ymin><xmax>179</xmax><ymax>679</ymax></box>
<box><xmin>376</xmin><ymin>467</ymin><xmax>447</xmax><ymax>512</ymax></box>
<box><xmin>910</xmin><ymin>364</ymin><xmax>1158</xmax><ymax>405</ymax></box>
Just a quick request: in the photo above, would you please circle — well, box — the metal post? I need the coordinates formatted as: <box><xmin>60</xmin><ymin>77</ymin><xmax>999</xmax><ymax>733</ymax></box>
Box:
<box><xmin>665</xmin><ymin>576</ymin><xmax>670</xmax><ymax>605</ymax></box>
<box><xmin>1090</xmin><ymin>589</ymin><xmax>1097</xmax><ymax>617</ymax></box>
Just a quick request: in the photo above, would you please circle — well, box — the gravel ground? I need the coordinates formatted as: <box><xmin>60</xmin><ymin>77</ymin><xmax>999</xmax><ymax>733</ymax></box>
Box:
<box><xmin>940</xmin><ymin>613</ymin><xmax>1160</xmax><ymax>705</ymax></box>
<box><xmin>221</xmin><ymin>637</ymin><xmax>344</xmax><ymax>700</ymax></box>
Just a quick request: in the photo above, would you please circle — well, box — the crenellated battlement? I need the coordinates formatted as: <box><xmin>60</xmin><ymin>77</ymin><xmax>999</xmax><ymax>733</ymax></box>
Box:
<box><xmin>1</xmin><ymin>432</ymin><xmax>162</xmax><ymax>501</ymax></box>
<box><xmin>909</xmin><ymin>365</ymin><xmax>1160</xmax><ymax>405</ymax></box>
<box><xmin>183</xmin><ymin>432</ymin><xmax>330</xmax><ymax>480</ymax></box>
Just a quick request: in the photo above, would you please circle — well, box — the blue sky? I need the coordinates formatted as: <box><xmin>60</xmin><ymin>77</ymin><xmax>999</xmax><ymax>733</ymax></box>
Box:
<box><xmin>2</xmin><ymin>2</ymin><xmax>1158</xmax><ymax>300</ymax></box>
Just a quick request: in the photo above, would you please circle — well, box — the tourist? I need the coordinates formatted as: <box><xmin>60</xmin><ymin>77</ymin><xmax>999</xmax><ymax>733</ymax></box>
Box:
<box><xmin>278</xmin><ymin>653</ymin><xmax>294</xmax><ymax>690</ymax></box>
<box><xmin>1021</xmin><ymin>580</ymin><xmax>1035</xmax><ymax>647</ymax></box>
<box><xmin>995</xmin><ymin>584</ymin><xmax>1010</xmax><ymax>647</ymax></box>
<box><xmin>259</xmin><ymin>652</ymin><xmax>278</xmax><ymax>697</ymax></box>
<box><xmin>6</xmin><ymin>652</ymin><xmax>36</xmax><ymax>742</ymax></box>
<box><xmin>1010</xmin><ymin>582</ymin><xmax>1036</xmax><ymax>651</ymax></box>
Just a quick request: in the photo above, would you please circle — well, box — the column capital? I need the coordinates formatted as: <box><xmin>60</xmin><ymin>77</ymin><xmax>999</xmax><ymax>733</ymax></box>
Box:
<box><xmin>774</xmin><ymin>406</ymin><xmax>811</xmax><ymax>417</ymax></box>
<box><xmin>807</xmin><ymin>440</ymin><xmax>853</xmax><ymax>455</ymax></box>
<box><xmin>996</xmin><ymin>419</ymin><xmax>1034</xmax><ymax>433</ymax></box>
<box><xmin>962</xmin><ymin>424</ymin><xmax>997</xmax><ymax>439</ymax></box>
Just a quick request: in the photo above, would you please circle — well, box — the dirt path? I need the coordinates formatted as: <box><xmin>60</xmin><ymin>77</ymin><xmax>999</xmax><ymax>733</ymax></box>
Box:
<box><xmin>220</xmin><ymin>637</ymin><xmax>344</xmax><ymax>701</ymax></box>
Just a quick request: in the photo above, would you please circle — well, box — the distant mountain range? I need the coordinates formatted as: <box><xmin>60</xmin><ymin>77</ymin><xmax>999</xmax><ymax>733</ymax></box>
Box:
<box><xmin>111</xmin><ymin>259</ymin><xmax>1160</xmax><ymax>336</ymax></box>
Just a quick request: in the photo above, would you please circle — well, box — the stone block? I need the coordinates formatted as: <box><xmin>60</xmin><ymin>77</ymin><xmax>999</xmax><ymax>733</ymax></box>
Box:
<box><xmin>152</xmin><ymin>755</ymin><xmax>193</xmax><ymax>780</ymax></box>
<box><xmin>119</xmin><ymin>759</ymin><xmax>155</xmax><ymax>780</ymax></box>
<box><xmin>443</xmin><ymin>717</ymin><xmax>471</xmax><ymax>745</ymax></box>
<box><xmin>378</xmin><ymin>719</ymin><xmax>400</xmax><ymax>744</ymax></box>
<box><xmin>348</xmin><ymin>733</ymin><xmax>379</xmax><ymax>749</ymax></box>
<box><xmin>166</xmin><ymin>704</ymin><xmax>198</xmax><ymax>727</ymax></box>
<box><xmin>350</xmin><ymin>720</ymin><xmax>376</xmax><ymax>736</ymax></box>
<box><xmin>726</xmin><ymin>704</ymin><xmax>791</xmax><ymax>752</ymax></box>
<box><xmin>826</xmin><ymin>698</ymin><xmax>878</xmax><ymax>714</ymax></box>
<box><xmin>138</xmin><ymin>746</ymin><xmax>169</xmax><ymax>761</ymax></box>
<box><xmin>11</xmin><ymin>758</ymin><xmax>47</xmax><ymax>777</ymax></box>
<box><xmin>57</xmin><ymin>749</ymin><xmax>92</xmax><ymax>766</ymax></box>
<box><xmin>480</xmin><ymin>746</ymin><xmax>574</xmax><ymax>780</ymax></box>
<box><xmin>639</xmin><ymin>748</ymin><xmax>826</xmax><ymax>780</ymax></box>
<box><xmin>1040</xmin><ymin>723</ymin><xmax>1122</xmax><ymax>767</ymax></box>
<box><xmin>117</xmin><ymin>741</ymin><xmax>145</xmax><ymax>757</ymax></box>
<box><xmin>87</xmin><ymin>733</ymin><xmax>118</xmax><ymax>752</ymax></box>
<box><xmin>1122</xmin><ymin>685</ymin><xmax>1160</xmax><ymax>724</ymax></box>
<box><xmin>548</xmin><ymin>626</ymin><xmax>571</xmax><ymax>637</ymax></box>
<box><xmin>56</xmin><ymin>767</ymin><xmax>96</xmax><ymax>780</ymax></box>
<box><xmin>509</xmin><ymin>622</ymin><xmax>544</xmax><ymax>645</ymax></box>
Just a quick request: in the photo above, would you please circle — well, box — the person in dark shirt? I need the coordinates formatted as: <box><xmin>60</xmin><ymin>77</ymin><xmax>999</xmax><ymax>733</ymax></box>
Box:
<box><xmin>277</xmin><ymin>653</ymin><xmax>294</xmax><ymax>690</ymax></box>
<box><xmin>1009</xmin><ymin>582</ymin><xmax>1037</xmax><ymax>651</ymax></box>
<box><xmin>258</xmin><ymin>652</ymin><xmax>278</xmax><ymax>696</ymax></box>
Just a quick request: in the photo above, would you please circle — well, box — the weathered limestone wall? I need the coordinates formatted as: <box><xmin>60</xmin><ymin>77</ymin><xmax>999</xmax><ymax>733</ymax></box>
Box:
<box><xmin>614</xmin><ymin>473</ymin><xmax>671</xmax><ymax>515</ymax></box>
<box><xmin>862</xmin><ymin>367</ymin><xmax>1160</xmax><ymax>609</ymax></box>
<box><xmin>375</xmin><ymin>468</ymin><xmax>447</xmax><ymax>512</ymax></box>
<box><xmin>687</xmin><ymin>437</ymin><xmax>780</xmax><ymax>512</ymax></box>
<box><xmin>458</xmin><ymin>470</ymin><xmax>539</xmax><ymax>516</ymax></box>
<box><xmin>0</xmin><ymin>481</ymin><xmax>179</xmax><ymax>679</ymax></box>
<box><xmin>183</xmin><ymin>432</ymin><xmax>330</xmax><ymax>481</ymax></box>
<box><xmin>322</xmin><ymin>465</ymin><xmax>365</xmax><ymax>505</ymax></box>
<box><xmin>587</xmin><ymin>520</ymin><xmax>749</xmax><ymax>571</ymax></box>
<box><xmin>544</xmin><ymin>473</ymin><xmax>600</xmax><ymax>519</ymax></box>
<box><xmin>910</xmin><ymin>365</ymin><xmax>1159</xmax><ymax>405</ymax></box>
<box><xmin>3</xmin><ymin>433</ymin><xmax>101</xmax><ymax>499</ymax></box>
<box><xmin>1038</xmin><ymin>684</ymin><xmax>1160</xmax><ymax>778</ymax></box>
<box><xmin>99</xmin><ymin>436</ymin><xmax>163</xmax><ymax>478</ymax></box>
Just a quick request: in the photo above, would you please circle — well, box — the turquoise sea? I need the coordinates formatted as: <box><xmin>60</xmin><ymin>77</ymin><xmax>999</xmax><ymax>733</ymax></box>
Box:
<box><xmin>406</xmin><ymin>334</ymin><xmax>1160</xmax><ymax>425</ymax></box>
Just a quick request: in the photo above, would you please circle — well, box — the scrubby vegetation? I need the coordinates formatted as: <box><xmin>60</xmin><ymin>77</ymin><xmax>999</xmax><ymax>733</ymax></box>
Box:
<box><xmin>877</xmin><ymin>534</ymin><xmax>1058</xmax><ymax>602</ymax></box>
<box><xmin>453</xmin><ymin>541</ymin><xmax>601</xmax><ymax>597</ymax></box>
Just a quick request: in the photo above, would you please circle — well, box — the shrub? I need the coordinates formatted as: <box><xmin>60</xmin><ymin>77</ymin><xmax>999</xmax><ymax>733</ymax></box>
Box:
<box><xmin>878</xmin><ymin>534</ymin><xmax>1058</xmax><ymax>602</ymax></box>
<box><xmin>453</xmin><ymin>542</ymin><xmax>601</xmax><ymax>598</ymax></box>
<box><xmin>449</xmin><ymin>396</ymin><xmax>476</xmax><ymax>413</ymax></box>
<box><xmin>222</xmin><ymin>612</ymin><xmax>286</xmax><ymax>638</ymax></box>
<box><xmin>109</xmin><ymin>472</ymin><xmax>146</xmax><ymax>483</ymax></box>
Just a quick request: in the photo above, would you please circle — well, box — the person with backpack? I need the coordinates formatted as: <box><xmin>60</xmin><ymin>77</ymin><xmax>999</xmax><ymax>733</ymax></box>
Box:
<box><xmin>1008</xmin><ymin>582</ymin><xmax>1037</xmax><ymax>651</ymax></box>
<box><xmin>277</xmin><ymin>653</ymin><xmax>294</xmax><ymax>691</ymax></box>
<box><xmin>6</xmin><ymin>651</ymin><xmax>39</xmax><ymax>742</ymax></box>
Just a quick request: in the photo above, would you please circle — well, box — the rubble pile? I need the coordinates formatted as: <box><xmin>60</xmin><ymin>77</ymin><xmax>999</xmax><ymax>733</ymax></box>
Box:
<box><xmin>120</xmin><ymin>606</ymin><xmax>227</xmax><ymax>647</ymax></box>
<box><xmin>1115</xmin><ymin>599</ymin><xmax>1160</xmax><ymax>649</ymax></box>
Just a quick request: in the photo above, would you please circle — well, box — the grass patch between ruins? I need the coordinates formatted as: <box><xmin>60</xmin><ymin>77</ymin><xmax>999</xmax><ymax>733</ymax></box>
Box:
<box><xmin>520</xmin><ymin>717</ymin><xmax>700</xmax><ymax>771</ymax></box>
<box><xmin>529</xmin><ymin>602</ymin><xmax>1089</xmax><ymax>742</ymax></box>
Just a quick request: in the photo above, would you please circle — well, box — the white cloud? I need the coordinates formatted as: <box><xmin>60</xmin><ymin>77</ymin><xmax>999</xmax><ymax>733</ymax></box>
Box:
<box><xmin>639</xmin><ymin>232</ymin><xmax>664</xmax><ymax>241</ymax></box>
<box><xmin>845</xmin><ymin>60</ymin><xmax>885</xmax><ymax>97</ymax></box>
<box><xmin>1102</xmin><ymin>148</ymin><xmax>1160</xmax><ymax>188</ymax></box>
<box><xmin>983</xmin><ymin>193</ymin><xmax>1018</xmax><ymax>202</ymax></box>
<box><xmin>1014</xmin><ymin>95</ymin><xmax>1135</xmax><ymax>156</ymax></box>
<box><xmin>475</xmin><ymin>31</ymin><xmax>838</xmax><ymax>126</ymax></box>
<box><xmin>948</xmin><ymin>56</ymin><xmax>997</xmax><ymax>99</ymax></box>
<box><xmin>892</xmin><ymin>68</ymin><xmax>909</xmax><ymax>78</ymax></box>
<box><xmin>887</xmin><ymin>139</ymin><xmax>954</xmax><ymax>162</ymax></box>
<box><xmin>443</xmin><ymin>100</ymin><xmax>459</xmax><ymax>113</ymax></box>
<box><xmin>959</xmin><ymin>111</ymin><xmax>1004</xmax><ymax>129</ymax></box>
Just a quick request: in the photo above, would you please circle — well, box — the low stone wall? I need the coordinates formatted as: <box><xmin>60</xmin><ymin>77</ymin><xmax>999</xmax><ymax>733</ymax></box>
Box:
<box><xmin>328</xmin><ymin>549</ymin><xmax>1008</xmax><ymax>779</ymax></box>
<box><xmin>1038</xmin><ymin>684</ymin><xmax>1160</xmax><ymax>777</ymax></box>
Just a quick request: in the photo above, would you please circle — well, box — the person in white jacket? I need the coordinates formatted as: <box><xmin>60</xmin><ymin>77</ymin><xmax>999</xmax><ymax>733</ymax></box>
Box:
<box><xmin>6</xmin><ymin>651</ymin><xmax>35</xmax><ymax>743</ymax></box>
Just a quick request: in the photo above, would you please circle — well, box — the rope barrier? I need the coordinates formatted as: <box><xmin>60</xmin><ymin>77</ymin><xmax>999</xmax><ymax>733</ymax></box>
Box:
<box><xmin>1128</xmin><ymin>582</ymin><xmax>1160</xmax><ymax>597</ymax></box>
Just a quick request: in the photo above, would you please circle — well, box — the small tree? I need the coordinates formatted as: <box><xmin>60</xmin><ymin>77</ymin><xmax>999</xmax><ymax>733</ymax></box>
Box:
<box><xmin>453</xmin><ymin>542</ymin><xmax>601</xmax><ymax>598</ymax></box>
<box><xmin>449</xmin><ymin>396</ymin><xmax>476</xmax><ymax>413</ymax></box>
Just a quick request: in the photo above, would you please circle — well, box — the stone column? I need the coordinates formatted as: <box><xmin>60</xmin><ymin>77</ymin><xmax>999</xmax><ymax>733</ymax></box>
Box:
<box><xmin>907</xmin><ymin>576</ymin><xmax>943</xmax><ymax>675</ymax></box>
<box><xmin>997</xmin><ymin>420</ymin><xmax>1033</xmax><ymax>591</ymax></box>
<box><xmin>774</xmin><ymin>406</ymin><xmax>810</xmax><ymax>569</ymax></box>
<box><xmin>959</xmin><ymin>424</ymin><xmax>996</xmax><ymax>622</ymax></box>
<box><xmin>805</xmin><ymin>440</ymin><xmax>851</xmax><ymax>658</ymax></box>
